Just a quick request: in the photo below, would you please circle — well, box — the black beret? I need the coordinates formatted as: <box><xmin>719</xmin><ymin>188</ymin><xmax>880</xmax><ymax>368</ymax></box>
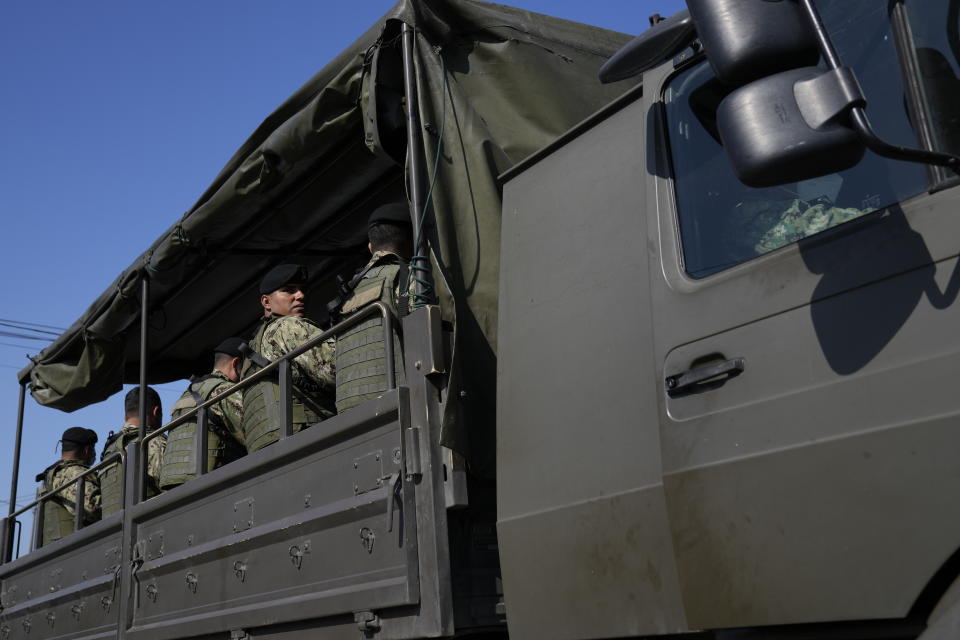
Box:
<box><xmin>214</xmin><ymin>337</ymin><xmax>247</xmax><ymax>358</ymax></box>
<box><xmin>368</xmin><ymin>203</ymin><xmax>411</xmax><ymax>229</ymax></box>
<box><xmin>62</xmin><ymin>427</ymin><xmax>97</xmax><ymax>446</ymax></box>
<box><xmin>259</xmin><ymin>263</ymin><xmax>308</xmax><ymax>295</ymax></box>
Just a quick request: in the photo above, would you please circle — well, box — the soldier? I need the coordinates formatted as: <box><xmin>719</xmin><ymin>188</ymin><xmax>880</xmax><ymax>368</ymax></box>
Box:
<box><xmin>35</xmin><ymin>427</ymin><xmax>101</xmax><ymax>547</ymax></box>
<box><xmin>159</xmin><ymin>338</ymin><xmax>247</xmax><ymax>491</ymax></box>
<box><xmin>99</xmin><ymin>387</ymin><xmax>167</xmax><ymax>515</ymax></box>
<box><xmin>241</xmin><ymin>264</ymin><xmax>336</xmax><ymax>452</ymax></box>
<box><xmin>332</xmin><ymin>203</ymin><xmax>412</xmax><ymax>413</ymax></box>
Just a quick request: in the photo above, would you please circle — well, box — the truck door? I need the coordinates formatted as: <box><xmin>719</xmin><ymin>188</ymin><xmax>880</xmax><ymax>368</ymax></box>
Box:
<box><xmin>497</xmin><ymin>92</ymin><xmax>687</xmax><ymax>639</ymax></box>
<box><xmin>645</xmin><ymin>1</ymin><xmax>960</xmax><ymax>631</ymax></box>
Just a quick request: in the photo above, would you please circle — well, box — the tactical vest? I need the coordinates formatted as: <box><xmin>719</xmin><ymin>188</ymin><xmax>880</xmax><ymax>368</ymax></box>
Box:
<box><xmin>241</xmin><ymin>318</ymin><xmax>334</xmax><ymax>453</ymax></box>
<box><xmin>100</xmin><ymin>429</ymin><xmax>160</xmax><ymax>516</ymax></box>
<box><xmin>159</xmin><ymin>375</ymin><xmax>245</xmax><ymax>490</ymax></box>
<box><xmin>35</xmin><ymin>462</ymin><xmax>76</xmax><ymax>547</ymax></box>
<box><xmin>335</xmin><ymin>256</ymin><xmax>407</xmax><ymax>413</ymax></box>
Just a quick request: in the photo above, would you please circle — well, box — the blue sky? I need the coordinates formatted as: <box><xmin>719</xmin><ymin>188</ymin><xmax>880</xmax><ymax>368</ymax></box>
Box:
<box><xmin>0</xmin><ymin>0</ymin><xmax>686</xmax><ymax>554</ymax></box>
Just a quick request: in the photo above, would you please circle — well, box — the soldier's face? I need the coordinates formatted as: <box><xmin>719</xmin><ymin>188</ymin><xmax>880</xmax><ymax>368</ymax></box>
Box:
<box><xmin>261</xmin><ymin>284</ymin><xmax>306</xmax><ymax>317</ymax></box>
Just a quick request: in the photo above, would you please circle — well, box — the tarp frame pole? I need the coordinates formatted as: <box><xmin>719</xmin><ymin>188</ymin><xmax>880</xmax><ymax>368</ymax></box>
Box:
<box><xmin>137</xmin><ymin>275</ymin><xmax>149</xmax><ymax>503</ymax></box>
<box><xmin>2</xmin><ymin>383</ymin><xmax>27</xmax><ymax>562</ymax></box>
<box><xmin>8</xmin><ymin>382</ymin><xmax>26</xmax><ymax>517</ymax></box>
<box><xmin>401</xmin><ymin>22</ymin><xmax>433</xmax><ymax>304</ymax></box>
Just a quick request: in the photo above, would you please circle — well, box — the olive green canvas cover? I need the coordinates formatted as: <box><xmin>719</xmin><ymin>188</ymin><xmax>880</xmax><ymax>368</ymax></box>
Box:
<box><xmin>21</xmin><ymin>0</ymin><xmax>635</xmax><ymax>461</ymax></box>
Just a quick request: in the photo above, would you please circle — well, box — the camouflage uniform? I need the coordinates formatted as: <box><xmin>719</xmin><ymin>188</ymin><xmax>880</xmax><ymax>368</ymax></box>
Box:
<box><xmin>725</xmin><ymin>198</ymin><xmax>866</xmax><ymax>260</ymax></box>
<box><xmin>254</xmin><ymin>315</ymin><xmax>336</xmax><ymax>396</ymax></box>
<box><xmin>99</xmin><ymin>424</ymin><xmax>167</xmax><ymax>516</ymax></box>
<box><xmin>195</xmin><ymin>370</ymin><xmax>244</xmax><ymax>441</ymax></box>
<box><xmin>159</xmin><ymin>370</ymin><xmax>245</xmax><ymax>490</ymax></box>
<box><xmin>36</xmin><ymin>459</ymin><xmax>100</xmax><ymax>546</ymax></box>
<box><xmin>241</xmin><ymin>315</ymin><xmax>336</xmax><ymax>452</ymax></box>
<box><xmin>753</xmin><ymin>200</ymin><xmax>864</xmax><ymax>254</ymax></box>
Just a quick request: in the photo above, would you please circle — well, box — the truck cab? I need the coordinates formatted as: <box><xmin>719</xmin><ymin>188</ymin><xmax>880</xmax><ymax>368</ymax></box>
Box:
<box><xmin>497</xmin><ymin>0</ymin><xmax>960</xmax><ymax>638</ymax></box>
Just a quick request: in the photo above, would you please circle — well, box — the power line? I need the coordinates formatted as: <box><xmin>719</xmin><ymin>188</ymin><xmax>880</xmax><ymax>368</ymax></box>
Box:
<box><xmin>0</xmin><ymin>341</ymin><xmax>41</xmax><ymax>350</ymax></box>
<box><xmin>0</xmin><ymin>318</ymin><xmax>66</xmax><ymax>332</ymax></box>
<box><xmin>0</xmin><ymin>321</ymin><xmax>60</xmax><ymax>337</ymax></box>
<box><xmin>0</xmin><ymin>331</ymin><xmax>51</xmax><ymax>343</ymax></box>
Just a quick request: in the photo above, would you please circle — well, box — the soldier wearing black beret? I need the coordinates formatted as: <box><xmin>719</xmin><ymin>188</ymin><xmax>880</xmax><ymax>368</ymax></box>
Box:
<box><xmin>331</xmin><ymin>203</ymin><xmax>413</xmax><ymax>413</ymax></box>
<box><xmin>241</xmin><ymin>263</ymin><xmax>337</xmax><ymax>452</ymax></box>
<box><xmin>35</xmin><ymin>427</ymin><xmax>101</xmax><ymax>547</ymax></box>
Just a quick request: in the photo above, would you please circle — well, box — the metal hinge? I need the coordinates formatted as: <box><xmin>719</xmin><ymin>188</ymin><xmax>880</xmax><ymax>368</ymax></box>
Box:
<box><xmin>404</xmin><ymin>426</ymin><xmax>422</xmax><ymax>480</ymax></box>
<box><xmin>354</xmin><ymin>610</ymin><xmax>381</xmax><ymax>632</ymax></box>
<box><xmin>131</xmin><ymin>540</ymin><xmax>146</xmax><ymax>609</ymax></box>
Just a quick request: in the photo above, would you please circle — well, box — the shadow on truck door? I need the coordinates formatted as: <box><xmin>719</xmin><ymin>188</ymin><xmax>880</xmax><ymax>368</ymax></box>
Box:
<box><xmin>802</xmin><ymin>205</ymin><xmax>960</xmax><ymax>374</ymax></box>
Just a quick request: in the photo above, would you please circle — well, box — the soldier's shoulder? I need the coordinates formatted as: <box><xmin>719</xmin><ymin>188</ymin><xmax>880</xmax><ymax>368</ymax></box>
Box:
<box><xmin>35</xmin><ymin>460</ymin><xmax>61</xmax><ymax>482</ymax></box>
<box><xmin>55</xmin><ymin>461</ymin><xmax>89</xmax><ymax>478</ymax></box>
<box><xmin>103</xmin><ymin>424</ymin><xmax>136</xmax><ymax>451</ymax></box>
<box><xmin>103</xmin><ymin>428</ymin><xmax>122</xmax><ymax>447</ymax></box>
<box><xmin>369</xmin><ymin>250</ymin><xmax>403</xmax><ymax>267</ymax></box>
<box><xmin>369</xmin><ymin>249</ymin><xmax>400</xmax><ymax>261</ymax></box>
<box><xmin>200</xmin><ymin>370</ymin><xmax>231</xmax><ymax>389</ymax></box>
<box><xmin>272</xmin><ymin>315</ymin><xmax>320</xmax><ymax>333</ymax></box>
<box><xmin>210</xmin><ymin>371</ymin><xmax>232</xmax><ymax>386</ymax></box>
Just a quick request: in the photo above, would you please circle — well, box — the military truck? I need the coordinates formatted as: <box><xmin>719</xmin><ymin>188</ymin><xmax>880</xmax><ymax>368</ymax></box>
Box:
<box><xmin>2</xmin><ymin>0</ymin><xmax>960</xmax><ymax>639</ymax></box>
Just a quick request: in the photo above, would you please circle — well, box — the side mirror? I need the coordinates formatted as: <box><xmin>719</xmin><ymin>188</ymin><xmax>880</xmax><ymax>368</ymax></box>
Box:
<box><xmin>717</xmin><ymin>67</ymin><xmax>865</xmax><ymax>187</ymax></box>
<box><xmin>688</xmin><ymin>0</ymin><xmax>960</xmax><ymax>185</ymax></box>
<box><xmin>598</xmin><ymin>10</ymin><xmax>696</xmax><ymax>83</ymax></box>
<box><xmin>688</xmin><ymin>0</ymin><xmax>819</xmax><ymax>85</ymax></box>
<box><xmin>687</xmin><ymin>0</ymin><xmax>865</xmax><ymax>186</ymax></box>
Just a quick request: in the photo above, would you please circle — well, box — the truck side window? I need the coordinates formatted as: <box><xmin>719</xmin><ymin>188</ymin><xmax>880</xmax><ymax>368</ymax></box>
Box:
<box><xmin>664</xmin><ymin>0</ymin><xmax>928</xmax><ymax>279</ymax></box>
<box><xmin>903</xmin><ymin>0</ymin><xmax>960</xmax><ymax>156</ymax></box>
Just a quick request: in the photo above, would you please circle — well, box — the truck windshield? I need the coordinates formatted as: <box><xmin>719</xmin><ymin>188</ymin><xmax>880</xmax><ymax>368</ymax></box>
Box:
<box><xmin>663</xmin><ymin>0</ymin><xmax>953</xmax><ymax>279</ymax></box>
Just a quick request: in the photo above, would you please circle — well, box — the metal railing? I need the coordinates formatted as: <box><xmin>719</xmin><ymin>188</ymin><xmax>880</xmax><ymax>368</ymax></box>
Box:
<box><xmin>0</xmin><ymin>452</ymin><xmax>123</xmax><ymax>561</ymax></box>
<box><xmin>0</xmin><ymin>301</ymin><xmax>398</xmax><ymax>564</ymax></box>
<box><xmin>138</xmin><ymin>301</ymin><xmax>396</xmax><ymax>502</ymax></box>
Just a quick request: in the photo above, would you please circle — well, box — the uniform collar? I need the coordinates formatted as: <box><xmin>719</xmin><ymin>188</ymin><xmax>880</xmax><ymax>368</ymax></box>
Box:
<box><xmin>208</xmin><ymin>369</ymin><xmax>230</xmax><ymax>382</ymax></box>
<box><xmin>58</xmin><ymin>459</ymin><xmax>89</xmax><ymax>469</ymax></box>
<box><xmin>120</xmin><ymin>422</ymin><xmax>140</xmax><ymax>435</ymax></box>
<box><xmin>368</xmin><ymin>250</ymin><xmax>403</xmax><ymax>264</ymax></box>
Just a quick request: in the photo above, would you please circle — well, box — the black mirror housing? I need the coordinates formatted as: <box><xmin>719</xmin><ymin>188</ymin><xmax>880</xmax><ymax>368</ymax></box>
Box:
<box><xmin>598</xmin><ymin>10</ymin><xmax>695</xmax><ymax>83</ymax></box>
<box><xmin>717</xmin><ymin>67</ymin><xmax>865</xmax><ymax>187</ymax></box>
<box><xmin>687</xmin><ymin>0</ymin><xmax>819</xmax><ymax>85</ymax></box>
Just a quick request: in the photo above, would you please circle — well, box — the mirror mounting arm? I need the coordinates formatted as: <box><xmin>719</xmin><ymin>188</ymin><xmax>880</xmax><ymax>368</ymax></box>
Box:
<box><xmin>795</xmin><ymin>67</ymin><xmax>865</xmax><ymax>129</ymax></box>
<box><xmin>798</xmin><ymin>0</ymin><xmax>960</xmax><ymax>175</ymax></box>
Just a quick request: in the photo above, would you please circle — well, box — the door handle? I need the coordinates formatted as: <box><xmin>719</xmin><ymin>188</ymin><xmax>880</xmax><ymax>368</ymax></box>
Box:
<box><xmin>666</xmin><ymin>357</ymin><xmax>745</xmax><ymax>396</ymax></box>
